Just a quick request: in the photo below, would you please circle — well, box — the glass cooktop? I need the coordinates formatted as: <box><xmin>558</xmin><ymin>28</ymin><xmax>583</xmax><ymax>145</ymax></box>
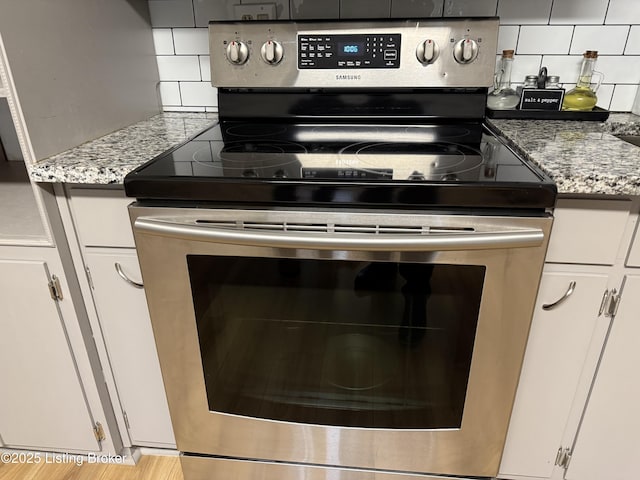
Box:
<box><xmin>124</xmin><ymin>121</ymin><xmax>556</xmax><ymax>209</ymax></box>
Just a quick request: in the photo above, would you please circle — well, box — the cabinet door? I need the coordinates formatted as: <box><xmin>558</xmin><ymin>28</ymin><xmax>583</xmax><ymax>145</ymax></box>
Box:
<box><xmin>499</xmin><ymin>270</ymin><xmax>609</xmax><ymax>479</ymax></box>
<box><xmin>0</xmin><ymin>259</ymin><xmax>99</xmax><ymax>451</ymax></box>
<box><xmin>566</xmin><ymin>274</ymin><xmax>640</xmax><ymax>480</ymax></box>
<box><xmin>86</xmin><ymin>250</ymin><xmax>175</xmax><ymax>447</ymax></box>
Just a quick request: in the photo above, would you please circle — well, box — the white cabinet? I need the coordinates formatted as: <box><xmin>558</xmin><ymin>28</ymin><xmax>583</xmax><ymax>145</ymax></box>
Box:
<box><xmin>545</xmin><ymin>199</ymin><xmax>630</xmax><ymax>265</ymax></box>
<box><xmin>500</xmin><ymin>198</ymin><xmax>640</xmax><ymax>480</ymax></box>
<box><xmin>66</xmin><ymin>187</ymin><xmax>176</xmax><ymax>448</ymax></box>
<box><xmin>499</xmin><ymin>269</ymin><xmax>610</xmax><ymax>479</ymax></box>
<box><xmin>71</xmin><ymin>189</ymin><xmax>135</xmax><ymax>248</ymax></box>
<box><xmin>566</xmin><ymin>274</ymin><xmax>640</xmax><ymax>480</ymax></box>
<box><xmin>85</xmin><ymin>250</ymin><xmax>175</xmax><ymax>447</ymax></box>
<box><xmin>0</xmin><ymin>256</ymin><xmax>99</xmax><ymax>452</ymax></box>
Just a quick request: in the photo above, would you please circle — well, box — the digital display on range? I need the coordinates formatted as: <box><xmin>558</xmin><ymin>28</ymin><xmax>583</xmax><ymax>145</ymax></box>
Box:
<box><xmin>298</xmin><ymin>33</ymin><xmax>401</xmax><ymax>69</ymax></box>
<box><xmin>339</xmin><ymin>43</ymin><xmax>364</xmax><ymax>55</ymax></box>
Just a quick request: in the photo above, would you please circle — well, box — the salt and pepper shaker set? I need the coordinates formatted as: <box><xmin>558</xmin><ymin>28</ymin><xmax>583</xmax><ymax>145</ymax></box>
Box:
<box><xmin>523</xmin><ymin>69</ymin><xmax>561</xmax><ymax>90</ymax></box>
<box><xmin>521</xmin><ymin>72</ymin><xmax>561</xmax><ymax>92</ymax></box>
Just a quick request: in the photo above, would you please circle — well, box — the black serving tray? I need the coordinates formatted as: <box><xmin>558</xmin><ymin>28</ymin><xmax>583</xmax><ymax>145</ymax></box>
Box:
<box><xmin>486</xmin><ymin>106</ymin><xmax>610</xmax><ymax>121</ymax></box>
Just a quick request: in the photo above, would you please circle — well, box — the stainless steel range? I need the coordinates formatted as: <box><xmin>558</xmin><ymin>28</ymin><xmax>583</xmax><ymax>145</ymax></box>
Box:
<box><xmin>125</xmin><ymin>17</ymin><xmax>556</xmax><ymax>480</ymax></box>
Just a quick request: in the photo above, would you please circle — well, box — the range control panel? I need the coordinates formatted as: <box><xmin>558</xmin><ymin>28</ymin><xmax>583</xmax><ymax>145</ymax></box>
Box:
<box><xmin>298</xmin><ymin>34</ymin><xmax>401</xmax><ymax>69</ymax></box>
<box><xmin>209</xmin><ymin>18</ymin><xmax>499</xmax><ymax>88</ymax></box>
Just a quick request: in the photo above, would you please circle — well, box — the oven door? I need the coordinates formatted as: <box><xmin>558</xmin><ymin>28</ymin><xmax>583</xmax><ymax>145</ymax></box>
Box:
<box><xmin>130</xmin><ymin>206</ymin><xmax>552</xmax><ymax>478</ymax></box>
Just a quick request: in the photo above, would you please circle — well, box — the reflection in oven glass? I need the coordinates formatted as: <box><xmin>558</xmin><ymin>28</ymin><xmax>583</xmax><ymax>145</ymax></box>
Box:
<box><xmin>187</xmin><ymin>256</ymin><xmax>484</xmax><ymax>429</ymax></box>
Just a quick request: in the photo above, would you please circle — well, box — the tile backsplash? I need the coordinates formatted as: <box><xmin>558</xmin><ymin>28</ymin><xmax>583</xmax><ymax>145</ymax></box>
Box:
<box><xmin>149</xmin><ymin>0</ymin><xmax>640</xmax><ymax>112</ymax></box>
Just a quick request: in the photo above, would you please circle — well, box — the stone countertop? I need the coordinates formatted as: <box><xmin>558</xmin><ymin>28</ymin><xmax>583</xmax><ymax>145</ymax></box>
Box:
<box><xmin>488</xmin><ymin>113</ymin><xmax>640</xmax><ymax>196</ymax></box>
<box><xmin>29</xmin><ymin>110</ymin><xmax>640</xmax><ymax>196</ymax></box>
<box><xmin>29</xmin><ymin>112</ymin><xmax>217</xmax><ymax>184</ymax></box>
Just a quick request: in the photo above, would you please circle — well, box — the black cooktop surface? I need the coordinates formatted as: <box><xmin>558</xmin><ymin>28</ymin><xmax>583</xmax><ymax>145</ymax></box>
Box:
<box><xmin>124</xmin><ymin>121</ymin><xmax>556</xmax><ymax>210</ymax></box>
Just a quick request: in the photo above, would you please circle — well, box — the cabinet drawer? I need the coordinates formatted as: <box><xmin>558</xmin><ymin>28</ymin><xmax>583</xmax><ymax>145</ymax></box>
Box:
<box><xmin>70</xmin><ymin>188</ymin><xmax>134</xmax><ymax>248</ymax></box>
<box><xmin>546</xmin><ymin>199</ymin><xmax>630</xmax><ymax>265</ymax></box>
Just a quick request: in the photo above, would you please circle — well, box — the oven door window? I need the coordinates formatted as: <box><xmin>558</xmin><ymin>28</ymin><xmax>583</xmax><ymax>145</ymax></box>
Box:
<box><xmin>188</xmin><ymin>256</ymin><xmax>484</xmax><ymax>429</ymax></box>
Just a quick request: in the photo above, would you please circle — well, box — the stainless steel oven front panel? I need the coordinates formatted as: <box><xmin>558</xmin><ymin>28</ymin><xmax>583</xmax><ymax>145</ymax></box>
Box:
<box><xmin>130</xmin><ymin>206</ymin><xmax>552</xmax><ymax>478</ymax></box>
<box><xmin>180</xmin><ymin>455</ymin><xmax>482</xmax><ymax>480</ymax></box>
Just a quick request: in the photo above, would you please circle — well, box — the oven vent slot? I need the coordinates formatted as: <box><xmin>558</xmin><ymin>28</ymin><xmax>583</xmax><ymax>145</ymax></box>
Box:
<box><xmin>195</xmin><ymin>220</ymin><xmax>476</xmax><ymax>235</ymax></box>
<box><xmin>240</xmin><ymin>222</ymin><xmax>327</xmax><ymax>232</ymax></box>
<box><xmin>195</xmin><ymin>220</ymin><xmax>238</xmax><ymax>227</ymax></box>
<box><xmin>239</xmin><ymin>222</ymin><xmax>430</xmax><ymax>234</ymax></box>
<box><xmin>284</xmin><ymin>224</ymin><xmax>332</xmax><ymax>232</ymax></box>
<box><xmin>242</xmin><ymin>222</ymin><xmax>286</xmax><ymax>230</ymax></box>
<box><xmin>429</xmin><ymin>226</ymin><xmax>475</xmax><ymax>233</ymax></box>
<box><xmin>334</xmin><ymin>224</ymin><xmax>425</xmax><ymax>234</ymax></box>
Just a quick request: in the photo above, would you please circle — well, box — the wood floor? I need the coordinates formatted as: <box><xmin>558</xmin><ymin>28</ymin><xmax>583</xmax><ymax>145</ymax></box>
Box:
<box><xmin>0</xmin><ymin>455</ymin><xmax>183</xmax><ymax>480</ymax></box>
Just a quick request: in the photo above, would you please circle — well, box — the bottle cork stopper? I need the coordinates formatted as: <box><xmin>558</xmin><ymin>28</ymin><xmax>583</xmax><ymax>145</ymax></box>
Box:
<box><xmin>502</xmin><ymin>49</ymin><xmax>514</xmax><ymax>58</ymax></box>
<box><xmin>584</xmin><ymin>50</ymin><xmax>598</xmax><ymax>58</ymax></box>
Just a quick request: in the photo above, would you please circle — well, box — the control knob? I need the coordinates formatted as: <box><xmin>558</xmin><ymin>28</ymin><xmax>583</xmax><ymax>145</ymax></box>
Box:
<box><xmin>452</xmin><ymin>38</ymin><xmax>479</xmax><ymax>64</ymax></box>
<box><xmin>416</xmin><ymin>39</ymin><xmax>439</xmax><ymax>64</ymax></box>
<box><xmin>226</xmin><ymin>41</ymin><xmax>249</xmax><ymax>65</ymax></box>
<box><xmin>260</xmin><ymin>40</ymin><xmax>284</xmax><ymax>65</ymax></box>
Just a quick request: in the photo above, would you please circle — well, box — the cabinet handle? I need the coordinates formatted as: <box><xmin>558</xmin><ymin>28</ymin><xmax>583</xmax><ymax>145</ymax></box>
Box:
<box><xmin>542</xmin><ymin>281</ymin><xmax>576</xmax><ymax>310</ymax></box>
<box><xmin>114</xmin><ymin>263</ymin><xmax>144</xmax><ymax>289</ymax></box>
<box><xmin>599</xmin><ymin>289</ymin><xmax>610</xmax><ymax>316</ymax></box>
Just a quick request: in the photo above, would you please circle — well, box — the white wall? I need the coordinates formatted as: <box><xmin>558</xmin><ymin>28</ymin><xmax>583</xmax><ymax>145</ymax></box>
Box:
<box><xmin>0</xmin><ymin>0</ymin><xmax>161</xmax><ymax>161</ymax></box>
<box><xmin>148</xmin><ymin>0</ymin><xmax>640</xmax><ymax>112</ymax></box>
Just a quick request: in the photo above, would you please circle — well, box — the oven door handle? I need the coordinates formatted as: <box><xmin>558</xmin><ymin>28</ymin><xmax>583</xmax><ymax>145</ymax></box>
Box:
<box><xmin>134</xmin><ymin>217</ymin><xmax>545</xmax><ymax>251</ymax></box>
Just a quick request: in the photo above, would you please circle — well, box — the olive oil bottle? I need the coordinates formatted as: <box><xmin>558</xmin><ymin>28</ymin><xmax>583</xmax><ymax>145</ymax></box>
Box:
<box><xmin>562</xmin><ymin>51</ymin><xmax>601</xmax><ymax>111</ymax></box>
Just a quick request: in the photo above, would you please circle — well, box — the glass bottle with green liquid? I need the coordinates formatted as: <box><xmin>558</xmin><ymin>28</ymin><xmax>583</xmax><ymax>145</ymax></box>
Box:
<box><xmin>562</xmin><ymin>51</ymin><xmax>603</xmax><ymax>111</ymax></box>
